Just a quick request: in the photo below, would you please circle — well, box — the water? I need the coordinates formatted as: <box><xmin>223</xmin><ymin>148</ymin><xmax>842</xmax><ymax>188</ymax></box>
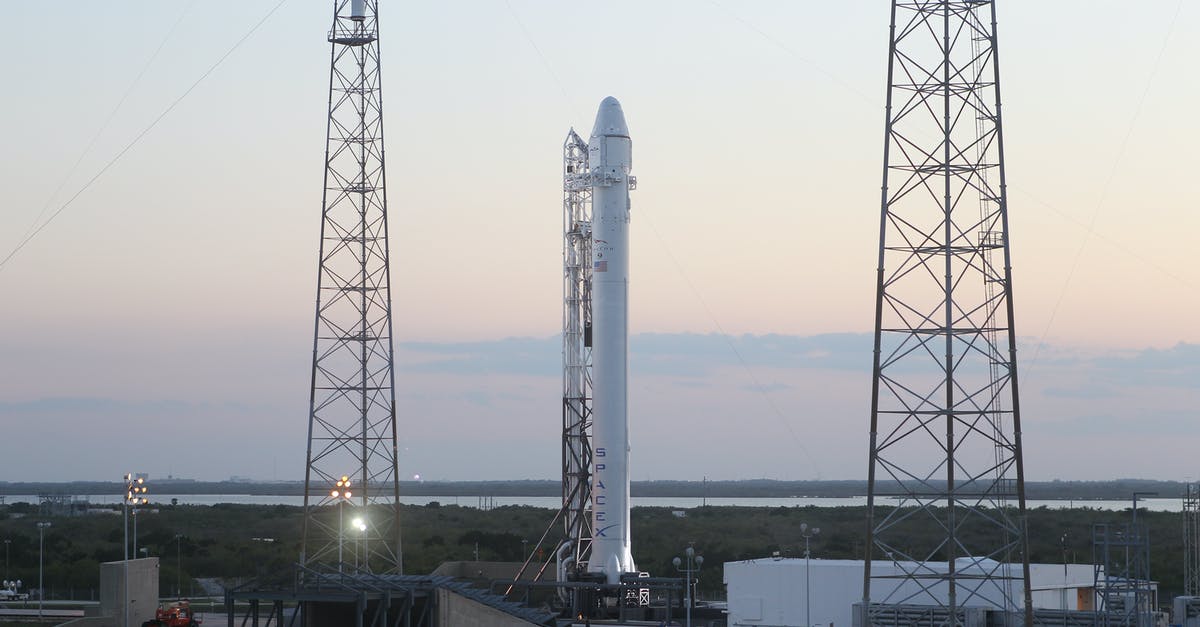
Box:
<box><xmin>0</xmin><ymin>494</ymin><xmax>1185</xmax><ymax>511</ymax></box>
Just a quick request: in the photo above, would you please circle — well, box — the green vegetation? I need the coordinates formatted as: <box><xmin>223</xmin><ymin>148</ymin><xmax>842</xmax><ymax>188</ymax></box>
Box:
<box><xmin>0</xmin><ymin>478</ymin><xmax>1192</xmax><ymax>499</ymax></box>
<box><xmin>0</xmin><ymin>502</ymin><xmax>1190</xmax><ymax>605</ymax></box>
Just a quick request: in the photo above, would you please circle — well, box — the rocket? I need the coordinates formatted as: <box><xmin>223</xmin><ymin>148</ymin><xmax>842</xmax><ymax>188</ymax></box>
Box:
<box><xmin>588</xmin><ymin>96</ymin><xmax>636</xmax><ymax>584</ymax></box>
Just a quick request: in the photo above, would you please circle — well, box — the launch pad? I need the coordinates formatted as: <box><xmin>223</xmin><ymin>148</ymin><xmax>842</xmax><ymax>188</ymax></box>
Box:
<box><xmin>499</xmin><ymin>575</ymin><xmax>724</xmax><ymax>625</ymax></box>
<box><xmin>226</xmin><ymin>565</ymin><xmax>558</xmax><ymax>627</ymax></box>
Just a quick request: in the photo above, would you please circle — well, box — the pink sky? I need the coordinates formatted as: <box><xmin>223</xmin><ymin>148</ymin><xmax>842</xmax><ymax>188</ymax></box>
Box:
<box><xmin>0</xmin><ymin>1</ymin><xmax>1197</xmax><ymax>482</ymax></box>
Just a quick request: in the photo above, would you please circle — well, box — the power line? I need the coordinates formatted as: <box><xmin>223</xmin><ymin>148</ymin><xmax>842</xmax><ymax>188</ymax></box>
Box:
<box><xmin>18</xmin><ymin>1</ymin><xmax>198</xmax><ymax>244</ymax></box>
<box><xmin>1024</xmin><ymin>0</ymin><xmax>1184</xmax><ymax>369</ymax></box>
<box><xmin>638</xmin><ymin>209</ymin><xmax>821</xmax><ymax>479</ymax></box>
<box><xmin>0</xmin><ymin>0</ymin><xmax>291</xmax><ymax>273</ymax></box>
<box><xmin>502</xmin><ymin>0</ymin><xmax>583</xmax><ymax>123</ymax></box>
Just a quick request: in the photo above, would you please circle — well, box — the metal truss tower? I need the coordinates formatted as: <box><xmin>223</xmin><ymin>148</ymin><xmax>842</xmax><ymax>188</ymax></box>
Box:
<box><xmin>1185</xmin><ymin>484</ymin><xmax>1200</xmax><ymax>596</ymax></box>
<box><xmin>1093</xmin><ymin>522</ymin><xmax>1152</xmax><ymax>627</ymax></box>
<box><xmin>560</xmin><ymin>128</ymin><xmax>595</xmax><ymax>581</ymax></box>
<box><xmin>301</xmin><ymin>0</ymin><xmax>402</xmax><ymax>574</ymax></box>
<box><xmin>862</xmin><ymin>1</ymin><xmax>1031</xmax><ymax>625</ymax></box>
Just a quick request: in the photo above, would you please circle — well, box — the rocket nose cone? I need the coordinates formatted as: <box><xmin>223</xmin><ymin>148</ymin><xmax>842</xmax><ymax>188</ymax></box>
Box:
<box><xmin>591</xmin><ymin>96</ymin><xmax>630</xmax><ymax>138</ymax></box>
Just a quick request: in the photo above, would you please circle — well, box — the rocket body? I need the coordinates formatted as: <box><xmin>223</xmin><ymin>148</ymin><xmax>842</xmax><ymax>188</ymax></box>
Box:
<box><xmin>588</xmin><ymin>97</ymin><xmax>636</xmax><ymax>584</ymax></box>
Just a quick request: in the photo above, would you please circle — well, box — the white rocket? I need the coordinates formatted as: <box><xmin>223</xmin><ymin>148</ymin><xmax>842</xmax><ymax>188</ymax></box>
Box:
<box><xmin>588</xmin><ymin>96</ymin><xmax>636</xmax><ymax>584</ymax></box>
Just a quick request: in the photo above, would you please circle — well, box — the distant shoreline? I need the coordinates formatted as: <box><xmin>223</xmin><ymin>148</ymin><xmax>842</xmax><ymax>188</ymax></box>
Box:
<box><xmin>0</xmin><ymin>478</ymin><xmax>1188</xmax><ymax>500</ymax></box>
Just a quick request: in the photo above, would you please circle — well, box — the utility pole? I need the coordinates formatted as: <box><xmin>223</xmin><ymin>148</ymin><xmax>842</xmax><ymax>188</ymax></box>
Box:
<box><xmin>174</xmin><ymin>534</ymin><xmax>183</xmax><ymax>599</ymax></box>
<box><xmin>37</xmin><ymin>522</ymin><xmax>50</xmax><ymax>620</ymax></box>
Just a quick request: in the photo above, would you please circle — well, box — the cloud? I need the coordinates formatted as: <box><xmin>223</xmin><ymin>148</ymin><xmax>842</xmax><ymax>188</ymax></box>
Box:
<box><xmin>1034</xmin><ymin>409</ymin><xmax>1200</xmax><ymax>436</ymax></box>
<box><xmin>398</xmin><ymin>337</ymin><xmax>558</xmax><ymax>377</ymax></box>
<box><xmin>1026</xmin><ymin>342</ymin><xmax>1200</xmax><ymax>398</ymax></box>
<box><xmin>1090</xmin><ymin>343</ymin><xmax>1200</xmax><ymax>389</ymax></box>
<box><xmin>397</xmin><ymin>332</ymin><xmax>877</xmax><ymax>378</ymax></box>
<box><xmin>4</xmin><ymin>333</ymin><xmax>1197</xmax><ymax>482</ymax></box>
<box><xmin>0</xmin><ymin>397</ymin><xmax>252</xmax><ymax>416</ymax></box>
<box><xmin>742</xmin><ymin>382</ymin><xmax>792</xmax><ymax>393</ymax></box>
<box><xmin>1040</xmin><ymin>383</ymin><xmax>1119</xmax><ymax>399</ymax></box>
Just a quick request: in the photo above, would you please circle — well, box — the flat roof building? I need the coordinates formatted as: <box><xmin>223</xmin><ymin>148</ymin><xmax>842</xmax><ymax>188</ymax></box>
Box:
<box><xmin>724</xmin><ymin>558</ymin><xmax>1118</xmax><ymax>627</ymax></box>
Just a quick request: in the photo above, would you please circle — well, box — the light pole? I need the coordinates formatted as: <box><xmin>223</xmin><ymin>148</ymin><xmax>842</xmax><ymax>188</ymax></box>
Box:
<box><xmin>672</xmin><ymin>543</ymin><xmax>703</xmax><ymax>627</ymax></box>
<box><xmin>174</xmin><ymin>534</ymin><xmax>183</xmax><ymax>599</ymax></box>
<box><xmin>123</xmin><ymin>473</ymin><xmax>148</xmax><ymax>627</ymax></box>
<box><xmin>801</xmin><ymin>522</ymin><xmax>821</xmax><ymax>627</ymax></box>
<box><xmin>330</xmin><ymin>476</ymin><xmax>353</xmax><ymax>572</ymax></box>
<box><xmin>3</xmin><ymin>539</ymin><xmax>9</xmax><ymax>581</ymax></box>
<box><xmin>1060</xmin><ymin>532</ymin><xmax>1069</xmax><ymax>610</ymax></box>
<box><xmin>352</xmin><ymin>517</ymin><xmax>367</xmax><ymax>571</ymax></box>
<box><xmin>37</xmin><ymin>522</ymin><xmax>50</xmax><ymax>620</ymax></box>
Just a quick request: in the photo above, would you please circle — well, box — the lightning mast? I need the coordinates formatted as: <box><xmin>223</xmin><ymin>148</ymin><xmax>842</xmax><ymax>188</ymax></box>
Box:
<box><xmin>862</xmin><ymin>1</ymin><xmax>1031</xmax><ymax>625</ymax></box>
<box><xmin>301</xmin><ymin>0</ymin><xmax>402</xmax><ymax>574</ymax></box>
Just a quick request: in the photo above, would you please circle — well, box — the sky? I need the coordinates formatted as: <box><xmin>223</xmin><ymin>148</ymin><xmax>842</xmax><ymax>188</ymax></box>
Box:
<box><xmin>0</xmin><ymin>1</ymin><xmax>1197</xmax><ymax>484</ymax></box>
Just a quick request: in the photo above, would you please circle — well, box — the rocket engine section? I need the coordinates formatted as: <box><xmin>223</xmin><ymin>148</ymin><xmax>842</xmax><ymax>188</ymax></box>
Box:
<box><xmin>587</xmin><ymin>96</ymin><xmax>637</xmax><ymax>584</ymax></box>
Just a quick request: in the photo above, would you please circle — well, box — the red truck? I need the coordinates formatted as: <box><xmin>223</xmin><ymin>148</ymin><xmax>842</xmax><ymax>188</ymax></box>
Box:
<box><xmin>143</xmin><ymin>600</ymin><xmax>201</xmax><ymax>627</ymax></box>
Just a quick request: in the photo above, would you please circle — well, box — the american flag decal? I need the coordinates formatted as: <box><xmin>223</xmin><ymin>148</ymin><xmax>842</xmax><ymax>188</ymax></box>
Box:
<box><xmin>594</xmin><ymin>260</ymin><xmax>608</xmax><ymax>273</ymax></box>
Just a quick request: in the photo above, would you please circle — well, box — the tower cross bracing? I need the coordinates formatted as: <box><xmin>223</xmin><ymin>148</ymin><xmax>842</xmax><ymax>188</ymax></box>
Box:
<box><xmin>863</xmin><ymin>1</ymin><xmax>1031</xmax><ymax>625</ymax></box>
<box><xmin>301</xmin><ymin>0</ymin><xmax>402</xmax><ymax>575</ymax></box>
<box><xmin>560</xmin><ymin>128</ymin><xmax>595</xmax><ymax>579</ymax></box>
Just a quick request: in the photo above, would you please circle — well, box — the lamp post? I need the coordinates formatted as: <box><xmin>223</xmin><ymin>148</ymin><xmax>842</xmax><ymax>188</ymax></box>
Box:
<box><xmin>352</xmin><ymin>517</ymin><xmax>367</xmax><ymax>570</ymax></box>
<box><xmin>123</xmin><ymin>473</ymin><xmax>148</xmax><ymax>627</ymax></box>
<box><xmin>801</xmin><ymin>523</ymin><xmax>821</xmax><ymax>627</ymax></box>
<box><xmin>174</xmin><ymin>534</ymin><xmax>183</xmax><ymax>599</ymax></box>
<box><xmin>330</xmin><ymin>476</ymin><xmax>353</xmax><ymax>572</ymax></box>
<box><xmin>37</xmin><ymin>522</ymin><xmax>50</xmax><ymax>620</ymax></box>
<box><xmin>3</xmin><ymin>539</ymin><xmax>9</xmax><ymax>581</ymax></box>
<box><xmin>672</xmin><ymin>543</ymin><xmax>703</xmax><ymax>627</ymax></box>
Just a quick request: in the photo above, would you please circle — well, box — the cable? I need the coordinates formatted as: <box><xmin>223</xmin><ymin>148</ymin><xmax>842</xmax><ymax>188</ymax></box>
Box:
<box><xmin>18</xmin><ymin>1</ymin><xmax>198</xmax><ymax>244</ymax></box>
<box><xmin>502</xmin><ymin>0</ymin><xmax>583</xmax><ymax>123</ymax></box>
<box><xmin>0</xmin><ymin>0</ymin><xmax>291</xmax><ymax>273</ymax></box>
<box><xmin>712</xmin><ymin>0</ymin><xmax>1192</xmax><ymax>363</ymax></box>
<box><xmin>1024</xmin><ymin>0</ymin><xmax>1184</xmax><ymax>369</ymax></box>
<box><xmin>638</xmin><ymin>209</ymin><xmax>821</xmax><ymax>479</ymax></box>
<box><xmin>707</xmin><ymin>0</ymin><xmax>876</xmax><ymax>105</ymax></box>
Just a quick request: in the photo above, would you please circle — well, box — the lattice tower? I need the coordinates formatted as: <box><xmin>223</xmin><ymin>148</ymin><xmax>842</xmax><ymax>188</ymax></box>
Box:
<box><xmin>1093</xmin><ymin>522</ymin><xmax>1152</xmax><ymax>627</ymax></box>
<box><xmin>301</xmin><ymin>0</ymin><xmax>402</xmax><ymax>574</ymax></box>
<box><xmin>561</xmin><ymin>128</ymin><xmax>595</xmax><ymax>576</ymax></box>
<box><xmin>862</xmin><ymin>1</ymin><xmax>1031</xmax><ymax>624</ymax></box>
<box><xmin>1185</xmin><ymin>484</ymin><xmax>1200</xmax><ymax>596</ymax></box>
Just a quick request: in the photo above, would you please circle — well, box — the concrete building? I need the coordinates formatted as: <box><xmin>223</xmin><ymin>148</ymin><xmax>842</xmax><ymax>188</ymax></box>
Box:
<box><xmin>724</xmin><ymin>558</ymin><xmax>1103</xmax><ymax>627</ymax></box>
<box><xmin>99</xmin><ymin>557</ymin><xmax>159</xmax><ymax>627</ymax></box>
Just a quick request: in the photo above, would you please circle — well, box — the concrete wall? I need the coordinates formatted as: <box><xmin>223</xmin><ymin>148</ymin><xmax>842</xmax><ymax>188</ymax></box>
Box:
<box><xmin>1028</xmin><ymin>563</ymin><xmax>1097</xmax><ymax>610</ymax></box>
<box><xmin>99</xmin><ymin>557</ymin><xmax>159</xmax><ymax>627</ymax></box>
<box><xmin>725</xmin><ymin>559</ymin><xmax>1101</xmax><ymax>627</ymax></box>
<box><xmin>434</xmin><ymin>588</ymin><xmax>538</xmax><ymax>627</ymax></box>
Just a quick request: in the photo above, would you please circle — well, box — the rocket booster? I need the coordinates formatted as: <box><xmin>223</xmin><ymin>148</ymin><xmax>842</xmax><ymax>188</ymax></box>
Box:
<box><xmin>588</xmin><ymin>96</ymin><xmax>636</xmax><ymax>584</ymax></box>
